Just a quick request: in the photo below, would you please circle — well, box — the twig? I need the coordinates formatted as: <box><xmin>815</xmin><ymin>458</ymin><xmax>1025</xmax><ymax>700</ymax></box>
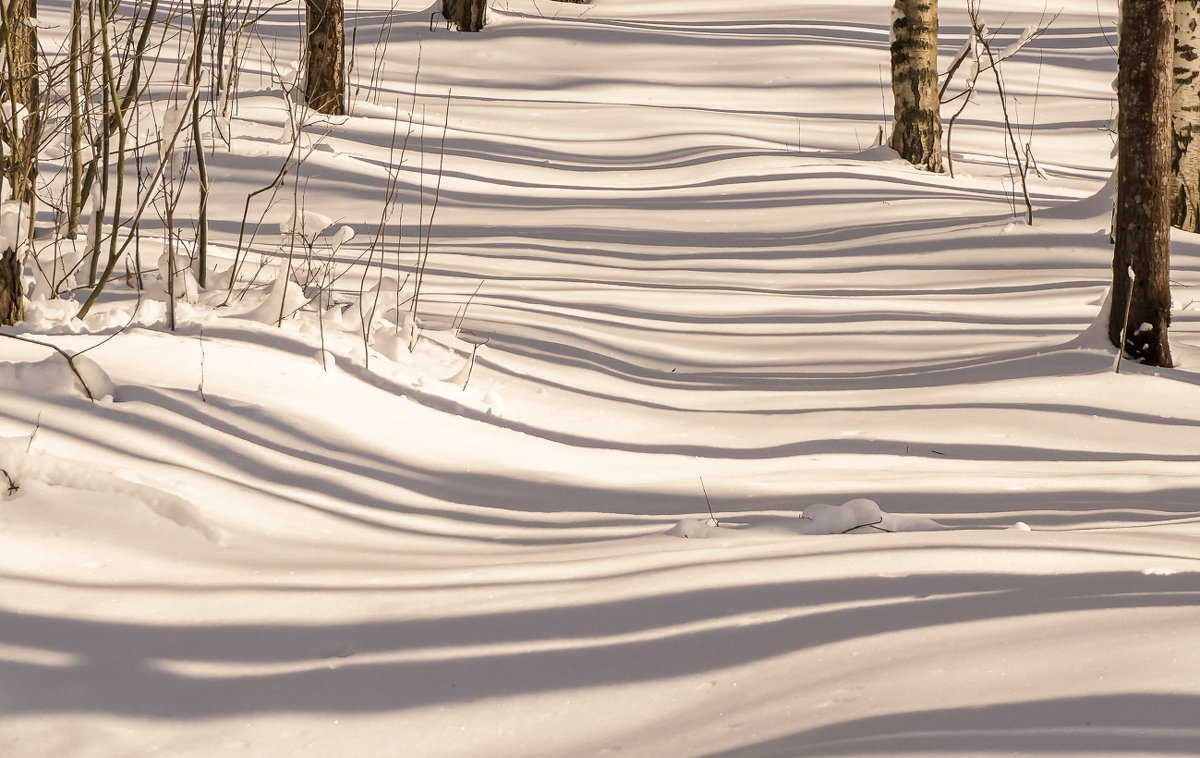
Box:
<box><xmin>1</xmin><ymin>468</ymin><xmax>16</xmax><ymax>496</ymax></box>
<box><xmin>1115</xmin><ymin>267</ymin><xmax>1136</xmax><ymax>373</ymax></box>
<box><xmin>842</xmin><ymin>517</ymin><xmax>890</xmax><ymax>534</ymax></box>
<box><xmin>198</xmin><ymin>326</ymin><xmax>208</xmax><ymax>402</ymax></box>
<box><xmin>25</xmin><ymin>411</ymin><xmax>41</xmax><ymax>453</ymax></box>
<box><xmin>699</xmin><ymin>475</ymin><xmax>717</xmax><ymax>526</ymax></box>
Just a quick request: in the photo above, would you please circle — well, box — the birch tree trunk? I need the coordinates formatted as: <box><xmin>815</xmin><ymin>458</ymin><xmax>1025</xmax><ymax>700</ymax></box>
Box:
<box><xmin>1</xmin><ymin>0</ymin><xmax>38</xmax><ymax>325</ymax></box>
<box><xmin>304</xmin><ymin>0</ymin><xmax>345</xmax><ymax>115</ymax></box>
<box><xmin>890</xmin><ymin>0</ymin><xmax>942</xmax><ymax>172</ymax></box>
<box><xmin>1171</xmin><ymin>0</ymin><xmax>1200</xmax><ymax>230</ymax></box>
<box><xmin>443</xmin><ymin>0</ymin><xmax>486</xmax><ymax>33</ymax></box>
<box><xmin>1111</xmin><ymin>0</ymin><xmax>1174</xmax><ymax>366</ymax></box>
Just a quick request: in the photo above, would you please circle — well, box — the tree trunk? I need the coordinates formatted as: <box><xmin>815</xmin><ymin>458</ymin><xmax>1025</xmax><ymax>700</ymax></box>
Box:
<box><xmin>1171</xmin><ymin>1</ymin><xmax>1200</xmax><ymax>230</ymax></box>
<box><xmin>304</xmin><ymin>0</ymin><xmax>345</xmax><ymax>115</ymax></box>
<box><xmin>443</xmin><ymin>0</ymin><xmax>487</xmax><ymax>33</ymax></box>
<box><xmin>2</xmin><ymin>0</ymin><xmax>39</xmax><ymax>202</ymax></box>
<box><xmin>1</xmin><ymin>0</ymin><xmax>38</xmax><ymax>110</ymax></box>
<box><xmin>192</xmin><ymin>0</ymin><xmax>210</xmax><ymax>287</ymax></box>
<box><xmin>1111</xmin><ymin>0</ymin><xmax>1174</xmax><ymax>366</ymax></box>
<box><xmin>0</xmin><ymin>243</ymin><xmax>21</xmax><ymax>325</ymax></box>
<box><xmin>66</xmin><ymin>0</ymin><xmax>84</xmax><ymax>237</ymax></box>
<box><xmin>890</xmin><ymin>0</ymin><xmax>942</xmax><ymax>172</ymax></box>
<box><xmin>1</xmin><ymin>0</ymin><xmax>38</xmax><ymax>325</ymax></box>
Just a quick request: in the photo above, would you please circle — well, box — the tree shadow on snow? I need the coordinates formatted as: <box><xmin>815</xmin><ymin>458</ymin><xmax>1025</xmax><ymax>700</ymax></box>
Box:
<box><xmin>0</xmin><ymin>571</ymin><xmax>1196</xmax><ymax>720</ymax></box>
<box><xmin>703</xmin><ymin>694</ymin><xmax>1200</xmax><ymax>757</ymax></box>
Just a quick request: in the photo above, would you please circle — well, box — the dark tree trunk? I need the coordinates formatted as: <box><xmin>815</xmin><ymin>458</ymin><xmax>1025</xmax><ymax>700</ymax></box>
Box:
<box><xmin>1111</xmin><ymin>0</ymin><xmax>1174</xmax><ymax>366</ymax></box>
<box><xmin>0</xmin><ymin>247</ymin><xmax>21</xmax><ymax>325</ymax></box>
<box><xmin>890</xmin><ymin>0</ymin><xmax>942</xmax><ymax>172</ymax></box>
<box><xmin>1</xmin><ymin>0</ymin><xmax>38</xmax><ymax>325</ymax></box>
<box><xmin>0</xmin><ymin>0</ymin><xmax>38</xmax><ymax>111</ymax></box>
<box><xmin>2</xmin><ymin>0</ymin><xmax>39</xmax><ymax>203</ymax></box>
<box><xmin>304</xmin><ymin>0</ymin><xmax>345</xmax><ymax>115</ymax></box>
<box><xmin>443</xmin><ymin>0</ymin><xmax>487</xmax><ymax>32</ymax></box>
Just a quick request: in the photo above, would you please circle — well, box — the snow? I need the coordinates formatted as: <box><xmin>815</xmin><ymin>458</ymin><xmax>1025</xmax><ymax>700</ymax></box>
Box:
<box><xmin>2</xmin><ymin>1</ymin><xmax>1199</xmax><ymax>756</ymax></box>
<box><xmin>0</xmin><ymin>200</ymin><xmax>29</xmax><ymax>252</ymax></box>
<box><xmin>0</xmin><ymin>353</ymin><xmax>113</xmax><ymax>401</ymax></box>
<box><xmin>280</xmin><ymin>210</ymin><xmax>336</xmax><ymax>238</ymax></box>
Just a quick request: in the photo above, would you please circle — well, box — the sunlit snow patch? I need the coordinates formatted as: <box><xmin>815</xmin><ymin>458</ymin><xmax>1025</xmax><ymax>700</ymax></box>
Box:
<box><xmin>0</xmin><ymin>439</ymin><xmax>226</xmax><ymax>545</ymax></box>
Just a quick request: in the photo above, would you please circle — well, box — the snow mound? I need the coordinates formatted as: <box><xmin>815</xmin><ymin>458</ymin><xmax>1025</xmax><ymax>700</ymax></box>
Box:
<box><xmin>797</xmin><ymin>498</ymin><xmax>943</xmax><ymax>534</ymax></box>
<box><xmin>0</xmin><ymin>440</ymin><xmax>226</xmax><ymax>545</ymax></box>
<box><xmin>244</xmin><ymin>272</ymin><xmax>308</xmax><ymax>325</ymax></box>
<box><xmin>666</xmin><ymin>498</ymin><xmax>944</xmax><ymax>539</ymax></box>
<box><xmin>798</xmin><ymin>497</ymin><xmax>886</xmax><ymax>533</ymax></box>
<box><xmin>280</xmin><ymin>210</ymin><xmax>335</xmax><ymax>238</ymax></box>
<box><xmin>665</xmin><ymin>517</ymin><xmax>722</xmax><ymax>539</ymax></box>
<box><xmin>0</xmin><ymin>353</ymin><xmax>114</xmax><ymax>400</ymax></box>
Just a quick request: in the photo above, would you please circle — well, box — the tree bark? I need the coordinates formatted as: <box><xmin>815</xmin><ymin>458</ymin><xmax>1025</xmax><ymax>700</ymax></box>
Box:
<box><xmin>1171</xmin><ymin>1</ymin><xmax>1200</xmax><ymax>230</ymax></box>
<box><xmin>1</xmin><ymin>0</ymin><xmax>38</xmax><ymax>110</ymax></box>
<box><xmin>2</xmin><ymin>0</ymin><xmax>39</xmax><ymax>202</ymax></box>
<box><xmin>890</xmin><ymin>0</ymin><xmax>942</xmax><ymax>172</ymax></box>
<box><xmin>0</xmin><ymin>238</ymin><xmax>21</xmax><ymax>325</ymax></box>
<box><xmin>304</xmin><ymin>0</ymin><xmax>345</xmax><ymax>115</ymax></box>
<box><xmin>1</xmin><ymin>0</ymin><xmax>38</xmax><ymax>325</ymax></box>
<box><xmin>1111</xmin><ymin>0</ymin><xmax>1174</xmax><ymax>366</ymax></box>
<box><xmin>443</xmin><ymin>0</ymin><xmax>486</xmax><ymax>33</ymax></box>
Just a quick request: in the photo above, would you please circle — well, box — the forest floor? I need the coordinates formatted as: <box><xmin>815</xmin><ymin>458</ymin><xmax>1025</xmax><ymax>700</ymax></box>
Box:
<box><xmin>2</xmin><ymin>1</ymin><xmax>1199</xmax><ymax>756</ymax></box>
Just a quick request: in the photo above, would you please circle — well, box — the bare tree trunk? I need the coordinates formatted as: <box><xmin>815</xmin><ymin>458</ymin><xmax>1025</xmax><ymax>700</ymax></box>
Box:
<box><xmin>191</xmin><ymin>0</ymin><xmax>210</xmax><ymax>286</ymax></box>
<box><xmin>66</xmin><ymin>0</ymin><xmax>84</xmax><ymax>237</ymax></box>
<box><xmin>2</xmin><ymin>0</ymin><xmax>39</xmax><ymax>202</ymax></box>
<box><xmin>0</xmin><ymin>244</ymin><xmax>20</xmax><ymax>324</ymax></box>
<box><xmin>1111</xmin><ymin>0</ymin><xmax>1174</xmax><ymax>366</ymax></box>
<box><xmin>1171</xmin><ymin>0</ymin><xmax>1200</xmax><ymax>230</ymax></box>
<box><xmin>890</xmin><ymin>0</ymin><xmax>942</xmax><ymax>172</ymax></box>
<box><xmin>443</xmin><ymin>0</ymin><xmax>486</xmax><ymax>33</ymax></box>
<box><xmin>304</xmin><ymin>0</ymin><xmax>345</xmax><ymax>115</ymax></box>
<box><xmin>1</xmin><ymin>0</ymin><xmax>39</xmax><ymax>325</ymax></box>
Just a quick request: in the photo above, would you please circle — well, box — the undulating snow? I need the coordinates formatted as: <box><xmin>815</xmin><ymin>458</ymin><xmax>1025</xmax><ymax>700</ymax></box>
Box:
<box><xmin>2</xmin><ymin>1</ymin><xmax>1199</xmax><ymax>757</ymax></box>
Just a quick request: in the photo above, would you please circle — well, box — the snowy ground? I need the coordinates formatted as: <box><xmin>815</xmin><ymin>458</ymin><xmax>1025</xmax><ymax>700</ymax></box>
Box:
<box><xmin>2</xmin><ymin>1</ymin><xmax>1200</xmax><ymax>756</ymax></box>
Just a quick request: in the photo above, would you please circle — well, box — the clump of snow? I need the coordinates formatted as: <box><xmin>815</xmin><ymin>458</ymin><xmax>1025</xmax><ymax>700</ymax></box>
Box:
<box><xmin>998</xmin><ymin>25</ymin><xmax>1041</xmax><ymax>60</ymax></box>
<box><xmin>798</xmin><ymin>497</ymin><xmax>887</xmax><ymax>533</ymax></box>
<box><xmin>665</xmin><ymin>517</ymin><xmax>722</xmax><ymax>538</ymax></box>
<box><xmin>0</xmin><ymin>353</ymin><xmax>114</xmax><ymax>401</ymax></box>
<box><xmin>796</xmin><ymin>498</ymin><xmax>942</xmax><ymax>534</ymax></box>
<box><xmin>667</xmin><ymin>498</ymin><xmax>943</xmax><ymax>538</ymax></box>
<box><xmin>150</xmin><ymin>249</ymin><xmax>201</xmax><ymax>304</ymax></box>
<box><xmin>244</xmin><ymin>269</ymin><xmax>308</xmax><ymax>324</ymax></box>
<box><xmin>281</xmin><ymin>210</ymin><xmax>335</xmax><ymax>238</ymax></box>
<box><xmin>370</xmin><ymin>324</ymin><xmax>416</xmax><ymax>361</ymax></box>
<box><xmin>27</xmin><ymin>236</ymin><xmax>86</xmax><ymax>302</ymax></box>
<box><xmin>0</xmin><ymin>200</ymin><xmax>30</xmax><ymax>252</ymax></box>
<box><xmin>17</xmin><ymin>298</ymin><xmax>86</xmax><ymax>331</ymax></box>
<box><xmin>851</xmin><ymin>144</ymin><xmax>904</xmax><ymax>163</ymax></box>
<box><xmin>329</xmin><ymin>224</ymin><xmax>356</xmax><ymax>251</ymax></box>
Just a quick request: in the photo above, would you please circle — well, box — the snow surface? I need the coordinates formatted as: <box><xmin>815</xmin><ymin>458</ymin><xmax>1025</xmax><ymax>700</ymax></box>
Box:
<box><xmin>2</xmin><ymin>1</ymin><xmax>1200</xmax><ymax>756</ymax></box>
